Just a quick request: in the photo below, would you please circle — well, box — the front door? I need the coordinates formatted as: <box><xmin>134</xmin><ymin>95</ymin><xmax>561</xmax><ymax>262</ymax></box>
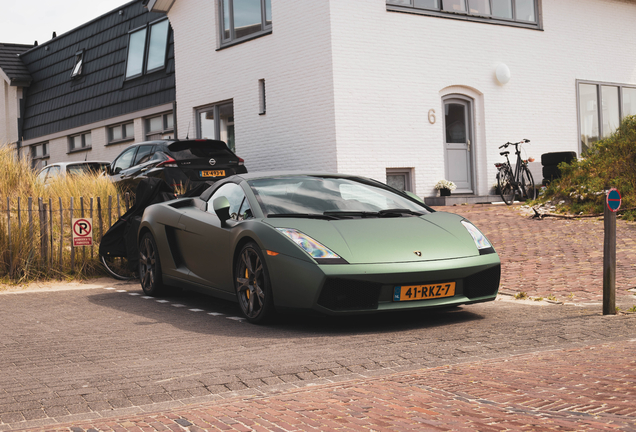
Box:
<box><xmin>443</xmin><ymin>97</ymin><xmax>474</xmax><ymax>194</ymax></box>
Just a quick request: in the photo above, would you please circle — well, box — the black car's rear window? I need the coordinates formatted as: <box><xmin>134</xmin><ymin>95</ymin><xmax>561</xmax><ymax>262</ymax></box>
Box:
<box><xmin>168</xmin><ymin>140</ymin><xmax>235</xmax><ymax>160</ymax></box>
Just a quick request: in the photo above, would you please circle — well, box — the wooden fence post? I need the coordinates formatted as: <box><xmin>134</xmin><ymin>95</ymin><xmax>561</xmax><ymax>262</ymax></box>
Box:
<box><xmin>49</xmin><ymin>198</ymin><xmax>53</xmax><ymax>267</ymax></box>
<box><xmin>108</xmin><ymin>196</ymin><xmax>112</xmax><ymax>229</ymax></box>
<box><xmin>90</xmin><ymin>197</ymin><xmax>94</xmax><ymax>259</ymax></box>
<box><xmin>97</xmin><ymin>197</ymin><xmax>103</xmax><ymax>242</ymax></box>
<box><xmin>6</xmin><ymin>197</ymin><xmax>11</xmax><ymax>278</ymax></box>
<box><xmin>70</xmin><ymin>197</ymin><xmax>74</xmax><ymax>272</ymax></box>
<box><xmin>117</xmin><ymin>195</ymin><xmax>121</xmax><ymax>219</ymax></box>
<box><xmin>17</xmin><ymin>196</ymin><xmax>21</xmax><ymax>231</ymax></box>
<box><xmin>59</xmin><ymin>197</ymin><xmax>63</xmax><ymax>273</ymax></box>
<box><xmin>42</xmin><ymin>201</ymin><xmax>49</xmax><ymax>271</ymax></box>
<box><xmin>28</xmin><ymin>197</ymin><xmax>33</xmax><ymax>267</ymax></box>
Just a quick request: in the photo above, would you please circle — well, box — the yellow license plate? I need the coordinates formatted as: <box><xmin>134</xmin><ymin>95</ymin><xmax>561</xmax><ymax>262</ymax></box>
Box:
<box><xmin>393</xmin><ymin>282</ymin><xmax>456</xmax><ymax>301</ymax></box>
<box><xmin>200</xmin><ymin>170</ymin><xmax>226</xmax><ymax>178</ymax></box>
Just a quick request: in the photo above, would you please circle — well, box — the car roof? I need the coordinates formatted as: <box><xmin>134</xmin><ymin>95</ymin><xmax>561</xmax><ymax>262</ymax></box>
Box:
<box><xmin>226</xmin><ymin>171</ymin><xmax>361</xmax><ymax>182</ymax></box>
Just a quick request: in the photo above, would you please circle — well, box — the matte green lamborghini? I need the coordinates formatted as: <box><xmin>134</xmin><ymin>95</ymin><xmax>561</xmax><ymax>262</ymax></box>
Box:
<box><xmin>138</xmin><ymin>172</ymin><xmax>500</xmax><ymax>323</ymax></box>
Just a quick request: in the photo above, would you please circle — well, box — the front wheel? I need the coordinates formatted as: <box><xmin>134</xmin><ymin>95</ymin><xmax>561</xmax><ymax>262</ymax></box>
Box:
<box><xmin>498</xmin><ymin>168</ymin><xmax>515</xmax><ymax>205</ymax></box>
<box><xmin>139</xmin><ymin>232</ymin><xmax>166</xmax><ymax>296</ymax></box>
<box><xmin>520</xmin><ymin>166</ymin><xmax>536</xmax><ymax>201</ymax></box>
<box><xmin>235</xmin><ymin>242</ymin><xmax>276</xmax><ymax>324</ymax></box>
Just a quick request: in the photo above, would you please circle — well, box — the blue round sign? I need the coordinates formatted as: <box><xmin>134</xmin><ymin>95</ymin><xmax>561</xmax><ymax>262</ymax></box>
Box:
<box><xmin>607</xmin><ymin>188</ymin><xmax>621</xmax><ymax>212</ymax></box>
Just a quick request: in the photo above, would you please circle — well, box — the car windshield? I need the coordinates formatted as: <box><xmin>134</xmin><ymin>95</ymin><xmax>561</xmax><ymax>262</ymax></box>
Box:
<box><xmin>248</xmin><ymin>176</ymin><xmax>432</xmax><ymax>218</ymax></box>
<box><xmin>66</xmin><ymin>163</ymin><xmax>108</xmax><ymax>175</ymax></box>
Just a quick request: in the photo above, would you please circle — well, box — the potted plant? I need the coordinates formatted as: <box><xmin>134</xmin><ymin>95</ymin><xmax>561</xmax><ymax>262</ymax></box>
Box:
<box><xmin>434</xmin><ymin>179</ymin><xmax>456</xmax><ymax>197</ymax></box>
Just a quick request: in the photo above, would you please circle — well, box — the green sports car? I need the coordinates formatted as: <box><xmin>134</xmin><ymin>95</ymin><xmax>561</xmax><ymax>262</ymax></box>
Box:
<box><xmin>138</xmin><ymin>172</ymin><xmax>500</xmax><ymax>323</ymax></box>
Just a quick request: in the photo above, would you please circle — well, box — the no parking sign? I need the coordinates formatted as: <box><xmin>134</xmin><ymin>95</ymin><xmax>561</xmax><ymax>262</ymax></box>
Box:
<box><xmin>72</xmin><ymin>218</ymin><xmax>93</xmax><ymax>247</ymax></box>
<box><xmin>606</xmin><ymin>188</ymin><xmax>621</xmax><ymax>213</ymax></box>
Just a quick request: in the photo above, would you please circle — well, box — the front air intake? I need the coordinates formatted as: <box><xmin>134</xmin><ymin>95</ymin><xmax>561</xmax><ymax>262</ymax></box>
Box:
<box><xmin>317</xmin><ymin>278</ymin><xmax>382</xmax><ymax>311</ymax></box>
<box><xmin>463</xmin><ymin>265</ymin><xmax>501</xmax><ymax>299</ymax></box>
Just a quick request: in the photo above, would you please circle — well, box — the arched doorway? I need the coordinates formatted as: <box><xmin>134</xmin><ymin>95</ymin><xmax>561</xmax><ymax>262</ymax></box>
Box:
<box><xmin>442</xmin><ymin>95</ymin><xmax>475</xmax><ymax>194</ymax></box>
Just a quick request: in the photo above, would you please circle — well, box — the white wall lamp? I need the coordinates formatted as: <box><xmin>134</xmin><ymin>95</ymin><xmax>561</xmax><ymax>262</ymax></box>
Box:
<box><xmin>495</xmin><ymin>63</ymin><xmax>511</xmax><ymax>85</ymax></box>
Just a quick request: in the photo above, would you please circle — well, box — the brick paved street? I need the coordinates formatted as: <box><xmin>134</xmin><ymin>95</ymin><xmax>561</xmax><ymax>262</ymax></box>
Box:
<box><xmin>1</xmin><ymin>203</ymin><xmax>635</xmax><ymax>431</ymax></box>
<box><xmin>444</xmin><ymin>204</ymin><xmax>636</xmax><ymax>304</ymax></box>
<box><xmin>21</xmin><ymin>341</ymin><xmax>636</xmax><ymax>431</ymax></box>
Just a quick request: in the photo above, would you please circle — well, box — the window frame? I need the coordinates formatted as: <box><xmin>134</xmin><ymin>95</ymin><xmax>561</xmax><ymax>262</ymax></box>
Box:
<box><xmin>386</xmin><ymin>0</ymin><xmax>543</xmax><ymax>30</ymax></box>
<box><xmin>144</xmin><ymin>112</ymin><xmax>175</xmax><ymax>140</ymax></box>
<box><xmin>386</xmin><ymin>168</ymin><xmax>413</xmax><ymax>193</ymax></box>
<box><xmin>218</xmin><ymin>0</ymin><xmax>273</xmax><ymax>49</ymax></box>
<box><xmin>576</xmin><ymin>79</ymin><xmax>636</xmax><ymax>155</ymax></box>
<box><xmin>195</xmin><ymin>101</ymin><xmax>235</xmax><ymax>152</ymax></box>
<box><xmin>68</xmin><ymin>132</ymin><xmax>92</xmax><ymax>153</ymax></box>
<box><xmin>124</xmin><ymin>17</ymin><xmax>170</xmax><ymax>80</ymax></box>
<box><xmin>30</xmin><ymin>142</ymin><xmax>49</xmax><ymax>169</ymax></box>
<box><xmin>107</xmin><ymin>122</ymin><xmax>135</xmax><ymax>145</ymax></box>
<box><xmin>71</xmin><ymin>50</ymin><xmax>85</xmax><ymax>78</ymax></box>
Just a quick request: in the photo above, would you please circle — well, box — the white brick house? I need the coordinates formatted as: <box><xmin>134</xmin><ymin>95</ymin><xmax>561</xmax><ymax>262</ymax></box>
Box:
<box><xmin>146</xmin><ymin>0</ymin><xmax>636</xmax><ymax>200</ymax></box>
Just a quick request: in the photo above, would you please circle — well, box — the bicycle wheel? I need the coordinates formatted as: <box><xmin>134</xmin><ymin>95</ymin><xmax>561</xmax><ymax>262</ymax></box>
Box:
<box><xmin>498</xmin><ymin>167</ymin><xmax>515</xmax><ymax>205</ymax></box>
<box><xmin>520</xmin><ymin>166</ymin><xmax>536</xmax><ymax>200</ymax></box>
<box><xmin>100</xmin><ymin>254</ymin><xmax>137</xmax><ymax>281</ymax></box>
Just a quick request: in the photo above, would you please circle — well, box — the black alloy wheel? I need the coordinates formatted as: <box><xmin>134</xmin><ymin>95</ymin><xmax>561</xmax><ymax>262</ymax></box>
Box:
<box><xmin>498</xmin><ymin>168</ymin><xmax>515</xmax><ymax>205</ymax></box>
<box><xmin>139</xmin><ymin>232</ymin><xmax>166</xmax><ymax>296</ymax></box>
<box><xmin>235</xmin><ymin>242</ymin><xmax>275</xmax><ymax>324</ymax></box>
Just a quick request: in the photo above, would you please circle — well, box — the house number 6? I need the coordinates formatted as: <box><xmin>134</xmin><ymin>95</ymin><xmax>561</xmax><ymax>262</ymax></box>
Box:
<box><xmin>428</xmin><ymin>109</ymin><xmax>436</xmax><ymax>124</ymax></box>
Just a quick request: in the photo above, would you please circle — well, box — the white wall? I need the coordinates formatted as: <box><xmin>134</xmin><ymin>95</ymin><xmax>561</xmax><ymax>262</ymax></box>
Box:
<box><xmin>168</xmin><ymin>0</ymin><xmax>339</xmax><ymax>173</ymax></box>
<box><xmin>0</xmin><ymin>80</ymin><xmax>21</xmax><ymax>147</ymax></box>
<box><xmin>328</xmin><ymin>0</ymin><xmax>636</xmax><ymax>196</ymax></box>
<box><xmin>167</xmin><ymin>0</ymin><xmax>636</xmax><ymax>196</ymax></box>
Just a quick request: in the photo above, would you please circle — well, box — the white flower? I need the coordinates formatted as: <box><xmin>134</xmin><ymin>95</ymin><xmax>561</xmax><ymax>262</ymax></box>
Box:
<box><xmin>434</xmin><ymin>179</ymin><xmax>457</xmax><ymax>191</ymax></box>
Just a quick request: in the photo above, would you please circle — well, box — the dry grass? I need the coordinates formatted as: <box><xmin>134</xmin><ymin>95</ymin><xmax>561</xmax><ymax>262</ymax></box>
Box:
<box><xmin>0</xmin><ymin>145</ymin><xmax>125</xmax><ymax>283</ymax></box>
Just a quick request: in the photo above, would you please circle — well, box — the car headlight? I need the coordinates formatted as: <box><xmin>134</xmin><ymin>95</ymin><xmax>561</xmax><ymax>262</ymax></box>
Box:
<box><xmin>461</xmin><ymin>221</ymin><xmax>494</xmax><ymax>254</ymax></box>
<box><xmin>276</xmin><ymin>228</ymin><xmax>346</xmax><ymax>263</ymax></box>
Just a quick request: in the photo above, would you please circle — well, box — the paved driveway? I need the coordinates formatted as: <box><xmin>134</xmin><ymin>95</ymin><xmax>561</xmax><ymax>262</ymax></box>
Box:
<box><xmin>0</xmin><ymin>203</ymin><xmax>635</xmax><ymax>431</ymax></box>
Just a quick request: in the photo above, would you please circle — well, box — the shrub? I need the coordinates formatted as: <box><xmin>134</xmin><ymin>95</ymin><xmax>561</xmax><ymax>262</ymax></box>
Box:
<box><xmin>533</xmin><ymin>115</ymin><xmax>636</xmax><ymax>220</ymax></box>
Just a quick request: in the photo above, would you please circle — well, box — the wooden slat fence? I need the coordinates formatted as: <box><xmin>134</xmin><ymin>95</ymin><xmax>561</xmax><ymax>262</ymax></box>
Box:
<box><xmin>0</xmin><ymin>193</ymin><xmax>131</xmax><ymax>279</ymax></box>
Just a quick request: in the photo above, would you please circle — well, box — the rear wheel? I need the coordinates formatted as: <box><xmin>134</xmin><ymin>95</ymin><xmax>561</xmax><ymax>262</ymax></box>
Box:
<box><xmin>498</xmin><ymin>168</ymin><xmax>515</xmax><ymax>205</ymax></box>
<box><xmin>139</xmin><ymin>233</ymin><xmax>166</xmax><ymax>296</ymax></box>
<box><xmin>520</xmin><ymin>166</ymin><xmax>536</xmax><ymax>200</ymax></box>
<box><xmin>235</xmin><ymin>242</ymin><xmax>275</xmax><ymax>324</ymax></box>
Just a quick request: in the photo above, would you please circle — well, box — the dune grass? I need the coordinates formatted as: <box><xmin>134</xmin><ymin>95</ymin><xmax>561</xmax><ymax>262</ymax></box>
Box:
<box><xmin>0</xmin><ymin>145</ymin><xmax>126</xmax><ymax>283</ymax></box>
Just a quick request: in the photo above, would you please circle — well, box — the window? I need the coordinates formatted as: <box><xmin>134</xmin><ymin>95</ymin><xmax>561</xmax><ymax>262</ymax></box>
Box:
<box><xmin>125</xmin><ymin>18</ymin><xmax>170</xmax><ymax>79</ymax></box>
<box><xmin>387</xmin><ymin>0</ymin><xmax>540</xmax><ymax>28</ymax></box>
<box><xmin>220</xmin><ymin>0</ymin><xmax>272</xmax><ymax>46</ymax></box>
<box><xmin>108</xmin><ymin>122</ymin><xmax>135</xmax><ymax>144</ymax></box>
<box><xmin>30</xmin><ymin>142</ymin><xmax>49</xmax><ymax>169</ymax></box>
<box><xmin>577</xmin><ymin>81</ymin><xmax>636</xmax><ymax>154</ymax></box>
<box><xmin>258</xmin><ymin>79</ymin><xmax>266</xmax><ymax>115</ymax></box>
<box><xmin>111</xmin><ymin>147</ymin><xmax>138</xmax><ymax>174</ymax></box>
<box><xmin>208</xmin><ymin>183</ymin><xmax>252</xmax><ymax>221</ymax></box>
<box><xmin>196</xmin><ymin>101</ymin><xmax>235</xmax><ymax>152</ymax></box>
<box><xmin>386</xmin><ymin>169</ymin><xmax>413</xmax><ymax>192</ymax></box>
<box><xmin>71</xmin><ymin>50</ymin><xmax>84</xmax><ymax>77</ymax></box>
<box><xmin>69</xmin><ymin>132</ymin><xmax>92</xmax><ymax>152</ymax></box>
<box><xmin>145</xmin><ymin>113</ymin><xmax>174</xmax><ymax>140</ymax></box>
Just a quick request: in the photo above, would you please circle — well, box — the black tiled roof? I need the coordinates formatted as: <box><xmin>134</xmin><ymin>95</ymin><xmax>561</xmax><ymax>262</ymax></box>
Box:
<box><xmin>19</xmin><ymin>0</ymin><xmax>175</xmax><ymax>141</ymax></box>
<box><xmin>0</xmin><ymin>43</ymin><xmax>33</xmax><ymax>86</ymax></box>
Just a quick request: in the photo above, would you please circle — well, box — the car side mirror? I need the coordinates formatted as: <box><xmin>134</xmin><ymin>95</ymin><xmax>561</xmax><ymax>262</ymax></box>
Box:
<box><xmin>213</xmin><ymin>196</ymin><xmax>231</xmax><ymax>223</ymax></box>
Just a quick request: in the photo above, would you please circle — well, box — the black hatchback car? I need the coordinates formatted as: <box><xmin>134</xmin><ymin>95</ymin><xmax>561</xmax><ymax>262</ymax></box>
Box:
<box><xmin>107</xmin><ymin>139</ymin><xmax>247</xmax><ymax>192</ymax></box>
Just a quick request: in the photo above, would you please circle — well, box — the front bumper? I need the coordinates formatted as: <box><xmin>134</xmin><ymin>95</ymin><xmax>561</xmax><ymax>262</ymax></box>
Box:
<box><xmin>267</xmin><ymin>253</ymin><xmax>501</xmax><ymax>315</ymax></box>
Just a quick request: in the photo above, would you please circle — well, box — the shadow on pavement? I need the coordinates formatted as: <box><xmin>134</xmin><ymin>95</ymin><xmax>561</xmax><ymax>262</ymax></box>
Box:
<box><xmin>87</xmin><ymin>286</ymin><xmax>487</xmax><ymax>338</ymax></box>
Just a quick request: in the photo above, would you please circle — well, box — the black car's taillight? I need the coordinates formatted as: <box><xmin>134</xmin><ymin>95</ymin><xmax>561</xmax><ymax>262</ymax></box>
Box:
<box><xmin>155</xmin><ymin>157</ymin><xmax>178</xmax><ymax>168</ymax></box>
<box><xmin>238</xmin><ymin>157</ymin><xmax>244</xmax><ymax>166</ymax></box>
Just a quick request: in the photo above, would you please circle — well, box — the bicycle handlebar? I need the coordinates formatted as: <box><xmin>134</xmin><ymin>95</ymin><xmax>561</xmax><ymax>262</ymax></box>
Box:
<box><xmin>498</xmin><ymin>139</ymin><xmax>530</xmax><ymax>149</ymax></box>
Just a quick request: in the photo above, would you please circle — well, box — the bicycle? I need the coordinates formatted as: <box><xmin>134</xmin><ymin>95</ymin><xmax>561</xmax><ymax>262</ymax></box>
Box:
<box><xmin>495</xmin><ymin>139</ymin><xmax>536</xmax><ymax>205</ymax></box>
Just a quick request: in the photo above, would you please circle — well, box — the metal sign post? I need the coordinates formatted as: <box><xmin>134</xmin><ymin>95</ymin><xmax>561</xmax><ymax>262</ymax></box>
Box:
<box><xmin>603</xmin><ymin>189</ymin><xmax>620</xmax><ymax>315</ymax></box>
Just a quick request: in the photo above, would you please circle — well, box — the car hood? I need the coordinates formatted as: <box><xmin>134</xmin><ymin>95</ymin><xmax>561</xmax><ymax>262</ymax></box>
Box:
<box><xmin>263</xmin><ymin>211</ymin><xmax>481</xmax><ymax>264</ymax></box>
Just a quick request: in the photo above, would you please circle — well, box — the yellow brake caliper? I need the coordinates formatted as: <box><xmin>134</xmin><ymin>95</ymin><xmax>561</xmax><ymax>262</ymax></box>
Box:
<box><xmin>245</xmin><ymin>268</ymin><xmax>250</xmax><ymax>299</ymax></box>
